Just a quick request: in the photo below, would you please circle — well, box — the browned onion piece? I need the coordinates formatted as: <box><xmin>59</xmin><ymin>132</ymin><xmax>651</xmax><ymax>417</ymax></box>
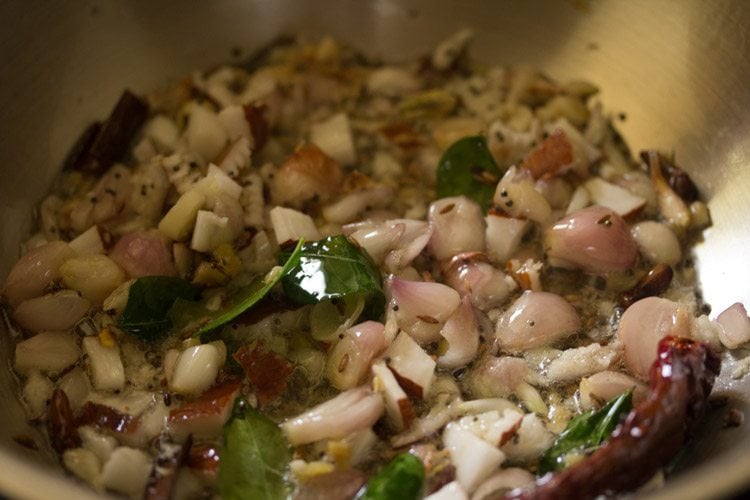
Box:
<box><xmin>508</xmin><ymin>336</ymin><xmax>720</xmax><ymax>500</ymax></box>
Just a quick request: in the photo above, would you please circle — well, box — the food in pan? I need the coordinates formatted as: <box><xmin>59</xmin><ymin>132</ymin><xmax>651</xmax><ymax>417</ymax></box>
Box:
<box><xmin>3</xmin><ymin>31</ymin><xmax>747</xmax><ymax>499</ymax></box>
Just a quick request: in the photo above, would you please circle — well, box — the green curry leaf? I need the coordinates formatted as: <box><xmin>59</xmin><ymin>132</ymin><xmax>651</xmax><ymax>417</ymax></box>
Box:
<box><xmin>117</xmin><ymin>276</ymin><xmax>200</xmax><ymax>340</ymax></box>
<box><xmin>356</xmin><ymin>453</ymin><xmax>424</xmax><ymax>500</ymax></box>
<box><xmin>217</xmin><ymin>398</ymin><xmax>291</xmax><ymax>500</ymax></box>
<box><xmin>435</xmin><ymin>135</ymin><xmax>503</xmax><ymax>211</ymax></box>
<box><xmin>537</xmin><ymin>390</ymin><xmax>633</xmax><ymax>475</ymax></box>
<box><xmin>171</xmin><ymin>239</ymin><xmax>304</xmax><ymax>338</ymax></box>
<box><xmin>279</xmin><ymin>235</ymin><xmax>385</xmax><ymax>320</ymax></box>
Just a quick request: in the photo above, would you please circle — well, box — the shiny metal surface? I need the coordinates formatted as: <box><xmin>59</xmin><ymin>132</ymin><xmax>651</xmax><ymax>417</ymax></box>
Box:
<box><xmin>1</xmin><ymin>0</ymin><xmax>749</xmax><ymax>498</ymax></box>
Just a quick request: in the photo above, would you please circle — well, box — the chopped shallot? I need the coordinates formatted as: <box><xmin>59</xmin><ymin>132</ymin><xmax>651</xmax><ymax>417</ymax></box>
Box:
<box><xmin>326</xmin><ymin>321</ymin><xmax>386</xmax><ymax>390</ymax></box>
<box><xmin>495</xmin><ymin>291</ymin><xmax>581</xmax><ymax>352</ymax></box>
<box><xmin>545</xmin><ymin>205</ymin><xmax>637</xmax><ymax>274</ymax></box>
<box><xmin>618</xmin><ymin>296</ymin><xmax>692</xmax><ymax>380</ymax></box>
<box><xmin>2</xmin><ymin>241</ymin><xmax>76</xmax><ymax>306</ymax></box>
<box><xmin>109</xmin><ymin>230</ymin><xmax>176</xmax><ymax>278</ymax></box>
<box><xmin>388</xmin><ymin>276</ymin><xmax>461</xmax><ymax>344</ymax></box>
<box><xmin>13</xmin><ymin>291</ymin><xmax>91</xmax><ymax>332</ymax></box>
<box><xmin>428</xmin><ymin>196</ymin><xmax>486</xmax><ymax>261</ymax></box>
<box><xmin>281</xmin><ymin>386</ymin><xmax>384</xmax><ymax>446</ymax></box>
<box><xmin>437</xmin><ymin>296</ymin><xmax>480</xmax><ymax>369</ymax></box>
<box><xmin>716</xmin><ymin>302</ymin><xmax>750</xmax><ymax>349</ymax></box>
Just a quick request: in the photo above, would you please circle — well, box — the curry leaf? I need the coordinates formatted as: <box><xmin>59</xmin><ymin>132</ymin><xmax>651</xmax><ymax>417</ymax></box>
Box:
<box><xmin>172</xmin><ymin>240</ymin><xmax>304</xmax><ymax>338</ymax></box>
<box><xmin>435</xmin><ymin>135</ymin><xmax>503</xmax><ymax>211</ymax></box>
<box><xmin>279</xmin><ymin>235</ymin><xmax>385</xmax><ymax>319</ymax></box>
<box><xmin>356</xmin><ymin>453</ymin><xmax>424</xmax><ymax>500</ymax></box>
<box><xmin>217</xmin><ymin>398</ymin><xmax>291</xmax><ymax>500</ymax></box>
<box><xmin>117</xmin><ymin>276</ymin><xmax>200</xmax><ymax>340</ymax></box>
<box><xmin>537</xmin><ymin>390</ymin><xmax>633</xmax><ymax>475</ymax></box>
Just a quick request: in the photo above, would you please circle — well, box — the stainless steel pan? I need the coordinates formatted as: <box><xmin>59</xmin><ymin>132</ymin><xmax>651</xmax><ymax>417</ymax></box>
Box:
<box><xmin>1</xmin><ymin>1</ymin><xmax>749</xmax><ymax>498</ymax></box>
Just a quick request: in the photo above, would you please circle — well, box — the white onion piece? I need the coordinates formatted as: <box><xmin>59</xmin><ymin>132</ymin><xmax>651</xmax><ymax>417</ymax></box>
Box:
<box><xmin>345</xmin><ymin>218</ymin><xmax>432</xmax><ymax>272</ymax></box>
<box><xmin>387</xmin><ymin>277</ymin><xmax>461</xmax><ymax>344</ymax></box>
<box><xmin>2</xmin><ymin>241</ymin><xmax>76</xmax><ymax>306</ymax></box>
<box><xmin>79</xmin><ymin>426</ymin><xmax>117</xmax><ymax>464</ymax></box>
<box><xmin>500</xmin><ymin>413</ymin><xmax>554</xmax><ymax>463</ymax></box>
<box><xmin>443</xmin><ymin>253</ymin><xmax>516</xmax><ymax>311</ymax></box>
<box><xmin>69</xmin><ymin>225</ymin><xmax>106</xmax><ymax>256</ymax></box>
<box><xmin>190</xmin><ymin>210</ymin><xmax>233</xmax><ymax>253</ymax></box>
<box><xmin>452</xmin><ymin>409</ymin><xmax>524</xmax><ymax>447</ymax></box>
<box><xmin>23</xmin><ymin>371</ymin><xmax>54</xmax><ymax>418</ymax></box>
<box><xmin>83</xmin><ymin>336</ymin><xmax>125</xmax><ymax>392</ymax></box>
<box><xmin>62</xmin><ymin>448</ymin><xmax>101</xmax><ymax>487</ymax></box>
<box><xmin>428</xmin><ymin>196</ymin><xmax>486</xmax><ymax>261</ymax></box>
<box><xmin>269</xmin><ymin>206</ymin><xmax>321</xmax><ymax>245</ymax></box>
<box><xmin>495</xmin><ymin>291</ymin><xmax>580</xmax><ymax>352</ymax></box>
<box><xmin>367</xmin><ymin>67</ymin><xmax>419</xmax><ymax>97</ymax></box>
<box><xmin>438</xmin><ymin>296</ymin><xmax>480</xmax><ymax>369</ymax></box>
<box><xmin>99</xmin><ymin>447</ymin><xmax>152</xmax><ymax>498</ymax></box>
<box><xmin>186</xmin><ymin>104</ymin><xmax>228</xmax><ymax>162</ymax></box>
<box><xmin>542</xmin><ymin>343</ymin><xmax>619</xmax><ymax>385</ymax></box>
<box><xmin>372</xmin><ymin>360</ymin><xmax>414</xmax><ymax>431</ymax></box>
<box><xmin>109</xmin><ymin>230</ymin><xmax>176</xmax><ymax>278</ymax></box>
<box><xmin>217</xmin><ymin>106</ymin><xmax>251</xmax><ymax>142</ymax></box>
<box><xmin>348</xmin><ymin>221</ymin><xmax>405</xmax><ymax>264</ymax></box>
<box><xmin>15</xmin><ymin>331</ymin><xmax>80</xmax><ymax>374</ymax></box>
<box><xmin>493</xmin><ymin>166</ymin><xmax>551</xmax><ymax>223</ymax></box>
<box><xmin>169</xmin><ymin>344</ymin><xmax>221</xmax><ymax>396</ymax></box>
<box><xmin>219</xmin><ymin>137</ymin><xmax>251</xmax><ymax>179</ymax></box>
<box><xmin>384</xmin><ymin>220</ymin><xmax>433</xmax><ymax>272</ymax></box>
<box><xmin>630</xmin><ymin>221</ymin><xmax>682</xmax><ymax>265</ymax></box>
<box><xmin>60</xmin><ymin>254</ymin><xmax>125</xmax><ymax>304</ymax></box>
<box><xmin>322</xmin><ymin>185</ymin><xmax>394</xmax><ymax>224</ymax></box>
<box><xmin>579</xmin><ymin>370</ymin><xmax>648</xmax><ymax>410</ymax></box>
<box><xmin>197</xmin><ymin>164</ymin><xmax>244</xmax><ymax>203</ymax></box>
<box><xmin>281</xmin><ymin>386</ymin><xmax>384</xmax><ymax>446</ymax></box>
<box><xmin>14</xmin><ymin>291</ymin><xmax>90</xmax><ymax>332</ymax></box>
<box><xmin>58</xmin><ymin>367</ymin><xmax>91</xmax><ymax>411</ymax></box>
<box><xmin>144</xmin><ymin>114</ymin><xmax>180</xmax><ymax>152</ymax></box>
<box><xmin>472</xmin><ymin>468</ymin><xmax>535</xmax><ymax>500</ymax></box>
<box><xmin>158</xmin><ymin>189</ymin><xmax>206</xmax><ymax>241</ymax></box>
<box><xmin>584</xmin><ymin>177</ymin><xmax>646</xmax><ymax>217</ymax></box>
<box><xmin>467</xmin><ymin>356</ymin><xmax>527</xmax><ymax>398</ymax></box>
<box><xmin>310</xmin><ymin>112</ymin><xmax>357</xmax><ymax>166</ymax></box>
<box><xmin>717</xmin><ymin>302</ymin><xmax>750</xmax><ymax>349</ymax></box>
<box><xmin>326</xmin><ymin>321</ymin><xmax>386</xmax><ymax>390</ymax></box>
<box><xmin>536</xmin><ymin>177</ymin><xmax>573</xmax><ymax>210</ymax></box>
<box><xmin>391</xmin><ymin>395</ymin><xmax>454</xmax><ymax>447</ymax></box>
<box><xmin>271</xmin><ymin>144</ymin><xmax>343</xmax><ymax>208</ymax></box>
<box><xmin>545</xmin><ymin>205</ymin><xmax>637</xmax><ymax>274</ymax></box>
<box><xmin>432</xmin><ymin>28</ymin><xmax>474</xmax><ymax>70</ymax></box>
<box><xmin>385</xmin><ymin>332</ymin><xmax>436</xmax><ymax>399</ymax></box>
<box><xmin>211</xmin><ymin>192</ymin><xmax>245</xmax><ymax>238</ymax></box>
<box><xmin>485</xmin><ymin>214</ymin><xmax>529</xmax><ymax>264</ymax></box>
<box><xmin>618</xmin><ymin>297</ymin><xmax>692</xmax><ymax>380</ymax></box>
<box><xmin>443</xmin><ymin>422</ymin><xmax>505</xmax><ymax>494</ymax></box>
<box><xmin>565</xmin><ymin>185</ymin><xmax>591</xmax><ymax>215</ymax></box>
<box><xmin>130</xmin><ymin>162</ymin><xmax>170</xmax><ymax>221</ymax></box>
<box><xmin>426</xmin><ymin>481</ymin><xmax>469</xmax><ymax>500</ymax></box>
